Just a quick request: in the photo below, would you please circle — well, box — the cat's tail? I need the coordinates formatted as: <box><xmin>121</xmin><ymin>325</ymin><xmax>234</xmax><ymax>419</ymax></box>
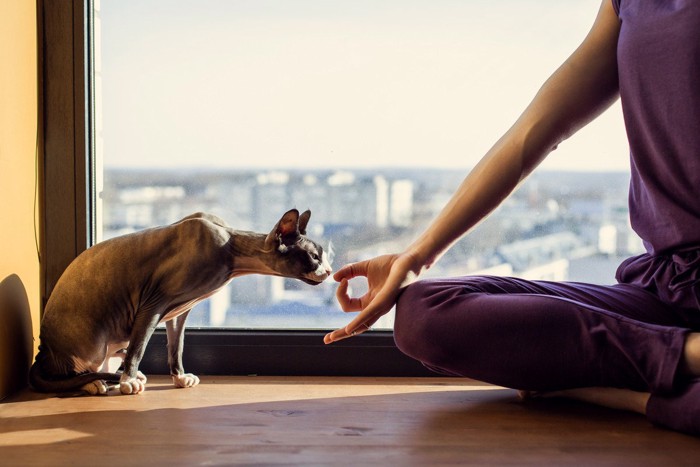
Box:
<box><xmin>29</xmin><ymin>349</ymin><xmax>121</xmax><ymax>395</ymax></box>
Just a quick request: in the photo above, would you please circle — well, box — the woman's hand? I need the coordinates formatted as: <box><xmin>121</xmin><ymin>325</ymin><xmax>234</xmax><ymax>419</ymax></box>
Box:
<box><xmin>323</xmin><ymin>252</ymin><xmax>423</xmax><ymax>344</ymax></box>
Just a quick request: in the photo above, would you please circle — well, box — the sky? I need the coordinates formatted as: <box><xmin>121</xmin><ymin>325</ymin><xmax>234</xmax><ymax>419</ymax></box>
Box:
<box><xmin>97</xmin><ymin>0</ymin><xmax>629</xmax><ymax>171</ymax></box>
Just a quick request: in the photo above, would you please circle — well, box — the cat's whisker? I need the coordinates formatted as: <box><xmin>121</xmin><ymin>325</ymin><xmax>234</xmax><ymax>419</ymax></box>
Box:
<box><xmin>327</xmin><ymin>240</ymin><xmax>336</xmax><ymax>266</ymax></box>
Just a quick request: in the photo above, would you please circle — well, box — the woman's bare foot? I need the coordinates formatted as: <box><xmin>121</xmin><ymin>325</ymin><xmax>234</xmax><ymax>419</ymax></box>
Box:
<box><xmin>519</xmin><ymin>387</ymin><xmax>650</xmax><ymax>415</ymax></box>
<box><xmin>682</xmin><ymin>332</ymin><xmax>700</xmax><ymax>377</ymax></box>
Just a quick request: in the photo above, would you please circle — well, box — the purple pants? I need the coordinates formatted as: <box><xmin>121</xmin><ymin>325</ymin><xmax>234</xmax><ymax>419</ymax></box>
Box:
<box><xmin>394</xmin><ymin>251</ymin><xmax>700</xmax><ymax>436</ymax></box>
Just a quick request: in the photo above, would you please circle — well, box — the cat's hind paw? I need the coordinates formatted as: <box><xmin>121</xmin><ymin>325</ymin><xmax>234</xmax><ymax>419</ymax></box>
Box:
<box><xmin>82</xmin><ymin>379</ymin><xmax>111</xmax><ymax>395</ymax></box>
<box><xmin>119</xmin><ymin>375</ymin><xmax>146</xmax><ymax>395</ymax></box>
<box><xmin>172</xmin><ymin>373</ymin><xmax>200</xmax><ymax>388</ymax></box>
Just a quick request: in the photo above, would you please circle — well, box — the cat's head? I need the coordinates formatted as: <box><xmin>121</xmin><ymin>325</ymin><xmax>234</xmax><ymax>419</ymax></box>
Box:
<box><xmin>264</xmin><ymin>209</ymin><xmax>332</xmax><ymax>285</ymax></box>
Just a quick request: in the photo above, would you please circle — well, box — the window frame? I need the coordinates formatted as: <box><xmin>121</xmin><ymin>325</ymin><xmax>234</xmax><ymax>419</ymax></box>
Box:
<box><xmin>39</xmin><ymin>0</ymin><xmax>435</xmax><ymax>377</ymax></box>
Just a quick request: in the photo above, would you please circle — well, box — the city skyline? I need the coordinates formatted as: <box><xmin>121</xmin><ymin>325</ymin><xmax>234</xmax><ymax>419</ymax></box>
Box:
<box><xmin>99</xmin><ymin>165</ymin><xmax>639</xmax><ymax>328</ymax></box>
<box><xmin>97</xmin><ymin>0</ymin><xmax>629</xmax><ymax>172</ymax></box>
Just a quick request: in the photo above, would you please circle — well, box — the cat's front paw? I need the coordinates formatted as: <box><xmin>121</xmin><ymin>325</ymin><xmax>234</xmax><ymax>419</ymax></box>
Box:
<box><xmin>119</xmin><ymin>375</ymin><xmax>146</xmax><ymax>395</ymax></box>
<box><xmin>172</xmin><ymin>373</ymin><xmax>200</xmax><ymax>388</ymax></box>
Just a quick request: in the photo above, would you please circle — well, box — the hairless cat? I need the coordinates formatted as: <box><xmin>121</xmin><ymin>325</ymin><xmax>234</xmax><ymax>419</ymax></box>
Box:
<box><xmin>30</xmin><ymin>209</ymin><xmax>332</xmax><ymax>395</ymax></box>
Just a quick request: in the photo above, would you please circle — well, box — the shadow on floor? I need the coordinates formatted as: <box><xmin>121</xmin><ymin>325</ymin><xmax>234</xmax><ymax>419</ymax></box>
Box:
<box><xmin>2</xmin><ymin>382</ymin><xmax>699</xmax><ymax>465</ymax></box>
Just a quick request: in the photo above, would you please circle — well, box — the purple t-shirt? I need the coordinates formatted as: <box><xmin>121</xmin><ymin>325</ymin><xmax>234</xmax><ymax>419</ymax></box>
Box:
<box><xmin>612</xmin><ymin>0</ymin><xmax>700</xmax><ymax>255</ymax></box>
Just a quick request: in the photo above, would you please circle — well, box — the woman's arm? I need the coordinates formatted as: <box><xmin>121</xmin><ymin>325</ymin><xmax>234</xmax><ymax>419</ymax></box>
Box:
<box><xmin>325</xmin><ymin>0</ymin><xmax>621</xmax><ymax>344</ymax></box>
<box><xmin>410</xmin><ymin>0</ymin><xmax>621</xmax><ymax>270</ymax></box>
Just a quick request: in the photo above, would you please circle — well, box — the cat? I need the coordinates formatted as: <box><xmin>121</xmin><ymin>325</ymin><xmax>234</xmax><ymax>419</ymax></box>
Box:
<box><xmin>29</xmin><ymin>209</ymin><xmax>332</xmax><ymax>395</ymax></box>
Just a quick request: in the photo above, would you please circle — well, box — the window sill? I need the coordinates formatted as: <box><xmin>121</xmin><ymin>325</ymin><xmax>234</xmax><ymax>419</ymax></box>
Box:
<box><xmin>141</xmin><ymin>329</ymin><xmax>436</xmax><ymax>377</ymax></box>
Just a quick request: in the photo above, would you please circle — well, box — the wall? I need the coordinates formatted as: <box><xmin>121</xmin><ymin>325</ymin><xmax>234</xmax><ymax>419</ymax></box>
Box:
<box><xmin>0</xmin><ymin>1</ymin><xmax>39</xmax><ymax>400</ymax></box>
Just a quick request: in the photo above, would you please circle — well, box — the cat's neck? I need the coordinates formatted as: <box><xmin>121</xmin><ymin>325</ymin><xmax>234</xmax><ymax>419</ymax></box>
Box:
<box><xmin>227</xmin><ymin>230</ymin><xmax>278</xmax><ymax>278</ymax></box>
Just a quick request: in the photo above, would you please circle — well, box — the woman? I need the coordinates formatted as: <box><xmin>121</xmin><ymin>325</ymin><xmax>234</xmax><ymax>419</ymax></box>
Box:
<box><xmin>324</xmin><ymin>0</ymin><xmax>700</xmax><ymax>436</ymax></box>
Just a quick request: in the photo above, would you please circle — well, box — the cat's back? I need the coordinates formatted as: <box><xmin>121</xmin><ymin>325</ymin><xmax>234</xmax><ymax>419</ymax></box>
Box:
<box><xmin>73</xmin><ymin>215</ymin><xmax>229</xmax><ymax>269</ymax></box>
<box><xmin>44</xmin><ymin>215</ymin><xmax>232</xmax><ymax>316</ymax></box>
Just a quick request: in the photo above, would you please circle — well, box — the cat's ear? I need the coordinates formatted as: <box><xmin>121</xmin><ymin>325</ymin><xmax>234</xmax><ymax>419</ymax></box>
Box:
<box><xmin>277</xmin><ymin>209</ymin><xmax>300</xmax><ymax>236</ymax></box>
<box><xmin>298</xmin><ymin>210</ymin><xmax>311</xmax><ymax>235</ymax></box>
<box><xmin>264</xmin><ymin>209</ymin><xmax>300</xmax><ymax>249</ymax></box>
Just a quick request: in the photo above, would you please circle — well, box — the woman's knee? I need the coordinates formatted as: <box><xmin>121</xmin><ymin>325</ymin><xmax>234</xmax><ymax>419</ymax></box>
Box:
<box><xmin>393</xmin><ymin>276</ymin><xmax>499</xmax><ymax>371</ymax></box>
<box><xmin>394</xmin><ymin>279</ymin><xmax>450</xmax><ymax>362</ymax></box>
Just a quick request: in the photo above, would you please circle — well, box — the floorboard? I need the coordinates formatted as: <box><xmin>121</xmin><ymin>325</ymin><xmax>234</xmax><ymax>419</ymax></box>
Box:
<box><xmin>2</xmin><ymin>376</ymin><xmax>700</xmax><ymax>465</ymax></box>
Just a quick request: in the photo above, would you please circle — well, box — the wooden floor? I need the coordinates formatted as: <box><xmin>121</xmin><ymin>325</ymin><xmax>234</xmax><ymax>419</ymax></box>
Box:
<box><xmin>2</xmin><ymin>376</ymin><xmax>700</xmax><ymax>466</ymax></box>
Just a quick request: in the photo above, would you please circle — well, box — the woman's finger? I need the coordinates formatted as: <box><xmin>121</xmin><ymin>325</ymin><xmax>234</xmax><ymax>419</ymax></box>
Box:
<box><xmin>324</xmin><ymin>297</ymin><xmax>389</xmax><ymax>344</ymax></box>
<box><xmin>333</xmin><ymin>260</ymin><xmax>368</xmax><ymax>282</ymax></box>
<box><xmin>343</xmin><ymin>298</ymin><xmax>389</xmax><ymax>334</ymax></box>
<box><xmin>323</xmin><ymin>327</ymin><xmax>350</xmax><ymax>344</ymax></box>
<box><xmin>335</xmin><ymin>278</ymin><xmax>365</xmax><ymax>312</ymax></box>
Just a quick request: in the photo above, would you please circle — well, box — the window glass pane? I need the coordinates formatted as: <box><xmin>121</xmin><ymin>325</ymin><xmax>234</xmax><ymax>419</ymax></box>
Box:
<box><xmin>95</xmin><ymin>0</ymin><xmax>638</xmax><ymax>330</ymax></box>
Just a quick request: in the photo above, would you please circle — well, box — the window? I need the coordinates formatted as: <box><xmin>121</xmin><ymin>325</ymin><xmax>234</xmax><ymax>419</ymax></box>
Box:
<box><xmin>42</xmin><ymin>0</ymin><xmax>637</xmax><ymax>376</ymax></box>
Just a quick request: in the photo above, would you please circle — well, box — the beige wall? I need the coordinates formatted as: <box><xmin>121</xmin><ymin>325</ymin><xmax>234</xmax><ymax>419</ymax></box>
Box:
<box><xmin>0</xmin><ymin>1</ymin><xmax>40</xmax><ymax>399</ymax></box>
